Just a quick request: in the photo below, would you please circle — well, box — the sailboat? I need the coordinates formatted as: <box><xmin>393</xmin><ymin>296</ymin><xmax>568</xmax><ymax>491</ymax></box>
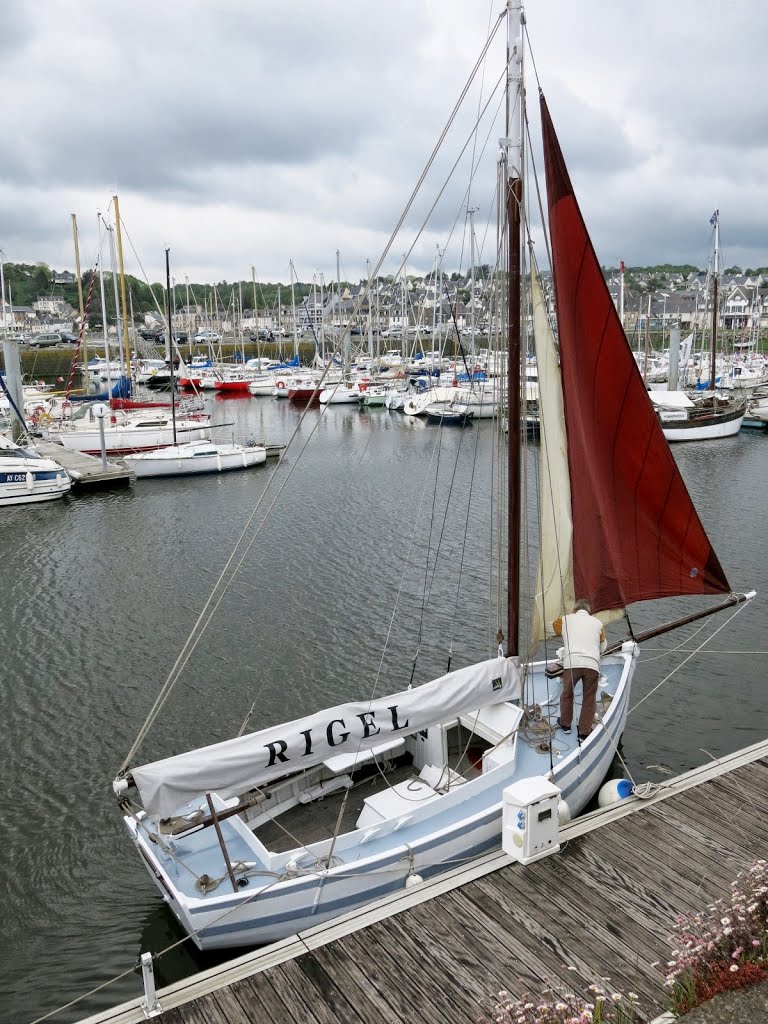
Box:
<box><xmin>650</xmin><ymin>212</ymin><xmax>746</xmax><ymax>441</ymax></box>
<box><xmin>123</xmin><ymin>250</ymin><xmax>268</xmax><ymax>479</ymax></box>
<box><xmin>112</xmin><ymin>5</ymin><xmax>753</xmax><ymax>951</ymax></box>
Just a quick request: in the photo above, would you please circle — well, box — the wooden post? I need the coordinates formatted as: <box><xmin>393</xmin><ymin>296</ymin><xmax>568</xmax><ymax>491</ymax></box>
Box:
<box><xmin>206</xmin><ymin>794</ymin><xmax>239</xmax><ymax>893</ymax></box>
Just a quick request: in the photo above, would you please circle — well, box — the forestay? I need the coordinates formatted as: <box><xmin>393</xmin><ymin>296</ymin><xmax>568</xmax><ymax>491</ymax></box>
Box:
<box><xmin>130</xmin><ymin>656</ymin><xmax>521</xmax><ymax>817</ymax></box>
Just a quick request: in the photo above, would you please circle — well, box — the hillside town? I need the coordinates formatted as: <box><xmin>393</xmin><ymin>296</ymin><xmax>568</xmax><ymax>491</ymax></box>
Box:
<box><xmin>1</xmin><ymin>261</ymin><xmax>766</xmax><ymax>346</ymax></box>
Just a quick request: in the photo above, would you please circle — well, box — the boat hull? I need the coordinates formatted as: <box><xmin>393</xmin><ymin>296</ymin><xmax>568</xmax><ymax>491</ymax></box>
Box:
<box><xmin>0</xmin><ymin>470</ymin><xmax>71</xmax><ymax>505</ymax></box>
<box><xmin>661</xmin><ymin>406</ymin><xmax>745</xmax><ymax>441</ymax></box>
<box><xmin>55</xmin><ymin>423</ymin><xmax>210</xmax><ymax>456</ymax></box>
<box><xmin>125</xmin><ymin>648</ymin><xmax>636</xmax><ymax>950</ymax></box>
<box><xmin>125</xmin><ymin>444</ymin><xmax>267</xmax><ymax>478</ymax></box>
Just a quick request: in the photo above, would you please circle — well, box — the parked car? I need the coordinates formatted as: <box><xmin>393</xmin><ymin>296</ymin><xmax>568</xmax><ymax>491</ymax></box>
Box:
<box><xmin>59</xmin><ymin>331</ymin><xmax>78</xmax><ymax>343</ymax></box>
<box><xmin>28</xmin><ymin>332</ymin><xmax>66</xmax><ymax>348</ymax></box>
<box><xmin>194</xmin><ymin>330</ymin><xmax>220</xmax><ymax>343</ymax></box>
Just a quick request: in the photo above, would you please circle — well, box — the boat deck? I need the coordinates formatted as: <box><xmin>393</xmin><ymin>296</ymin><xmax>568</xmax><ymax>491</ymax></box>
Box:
<box><xmin>78</xmin><ymin>738</ymin><xmax>768</xmax><ymax>1024</ymax></box>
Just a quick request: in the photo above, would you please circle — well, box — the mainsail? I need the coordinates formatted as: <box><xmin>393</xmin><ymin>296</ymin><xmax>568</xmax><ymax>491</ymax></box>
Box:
<box><xmin>130</xmin><ymin>656</ymin><xmax>521</xmax><ymax>817</ymax></box>
<box><xmin>539</xmin><ymin>94</ymin><xmax>731</xmax><ymax>614</ymax></box>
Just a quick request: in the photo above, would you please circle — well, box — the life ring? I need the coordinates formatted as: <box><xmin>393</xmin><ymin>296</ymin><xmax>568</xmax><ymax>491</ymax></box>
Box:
<box><xmin>395</xmin><ymin>370</ymin><xmax>405</xmax><ymax>379</ymax></box>
<box><xmin>276</xmin><ymin>381</ymin><xmax>286</xmax><ymax>389</ymax></box>
<box><xmin>38</xmin><ymin>412</ymin><xmax>52</xmax><ymax>426</ymax></box>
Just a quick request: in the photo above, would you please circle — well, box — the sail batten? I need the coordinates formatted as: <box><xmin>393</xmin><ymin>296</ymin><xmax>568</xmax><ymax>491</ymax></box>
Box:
<box><xmin>539</xmin><ymin>94</ymin><xmax>731</xmax><ymax>612</ymax></box>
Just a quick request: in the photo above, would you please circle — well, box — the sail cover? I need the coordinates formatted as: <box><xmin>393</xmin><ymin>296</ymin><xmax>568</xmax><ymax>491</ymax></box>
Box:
<box><xmin>539</xmin><ymin>94</ymin><xmax>730</xmax><ymax>612</ymax></box>
<box><xmin>131</xmin><ymin>656</ymin><xmax>521</xmax><ymax>817</ymax></box>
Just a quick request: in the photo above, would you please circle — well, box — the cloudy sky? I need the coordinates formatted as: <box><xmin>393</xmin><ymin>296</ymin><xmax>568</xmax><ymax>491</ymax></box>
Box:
<box><xmin>1</xmin><ymin>0</ymin><xmax>767</xmax><ymax>287</ymax></box>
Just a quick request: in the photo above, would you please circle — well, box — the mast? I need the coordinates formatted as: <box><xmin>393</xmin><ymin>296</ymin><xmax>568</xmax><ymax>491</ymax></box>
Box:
<box><xmin>642</xmin><ymin>294</ymin><xmax>651</xmax><ymax>384</ymax></box>
<box><xmin>709</xmin><ymin>210</ymin><xmax>720</xmax><ymax>390</ymax></box>
<box><xmin>96</xmin><ymin>216</ymin><xmax>111</xmax><ymax>371</ymax></box>
<box><xmin>505</xmin><ymin>0</ymin><xmax>523</xmax><ymax>657</ymax></box>
<box><xmin>468</xmin><ymin>206</ymin><xmax>478</xmax><ymax>367</ymax></box>
<box><xmin>401</xmin><ymin>257</ymin><xmax>407</xmax><ymax>361</ymax></box>
<box><xmin>619</xmin><ymin>259</ymin><xmax>625</xmax><ymax>329</ymax></box>
<box><xmin>106</xmin><ymin>224</ymin><xmax>124</xmax><ymax>370</ymax></box>
<box><xmin>251</xmin><ymin>265</ymin><xmax>258</xmax><ymax>348</ymax></box>
<box><xmin>367</xmin><ymin>258</ymin><xmax>374</xmax><ymax>362</ymax></box>
<box><xmin>112</xmin><ymin>196</ymin><xmax>133</xmax><ymax>378</ymax></box>
<box><xmin>71</xmin><ymin>214</ymin><xmax>88</xmax><ymax>368</ymax></box>
<box><xmin>165</xmin><ymin>248</ymin><xmax>177</xmax><ymax>444</ymax></box>
<box><xmin>238</xmin><ymin>281</ymin><xmax>245</xmax><ymax>363</ymax></box>
<box><xmin>290</xmin><ymin>261</ymin><xmax>298</xmax><ymax>360</ymax></box>
<box><xmin>0</xmin><ymin>248</ymin><xmax>7</xmax><ymax>335</ymax></box>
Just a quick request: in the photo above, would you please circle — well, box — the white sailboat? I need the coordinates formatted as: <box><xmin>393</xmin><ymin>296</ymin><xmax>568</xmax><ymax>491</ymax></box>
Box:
<box><xmin>123</xmin><ymin>439</ymin><xmax>268</xmax><ymax>478</ymax></box>
<box><xmin>52</xmin><ymin>409</ymin><xmax>212</xmax><ymax>456</ymax></box>
<box><xmin>124</xmin><ymin>249</ymin><xmax>269</xmax><ymax>479</ymax></box>
<box><xmin>112</xmin><ymin>5</ymin><xmax>752</xmax><ymax>953</ymax></box>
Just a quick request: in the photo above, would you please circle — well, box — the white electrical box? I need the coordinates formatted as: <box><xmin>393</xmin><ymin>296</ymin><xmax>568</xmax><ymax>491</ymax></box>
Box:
<box><xmin>502</xmin><ymin>776</ymin><xmax>561</xmax><ymax>865</ymax></box>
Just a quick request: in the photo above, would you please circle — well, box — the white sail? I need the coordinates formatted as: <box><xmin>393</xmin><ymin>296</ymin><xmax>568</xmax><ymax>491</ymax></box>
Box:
<box><xmin>531</xmin><ymin>267</ymin><xmax>574</xmax><ymax>642</ymax></box>
<box><xmin>530</xmin><ymin>268</ymin><xmax>625</xmax><ymax>640</ymax></box>
<box><xmin>131</xmin><ymin>656</ymin><xmax>521</xmax><ymax>817</ymax></box>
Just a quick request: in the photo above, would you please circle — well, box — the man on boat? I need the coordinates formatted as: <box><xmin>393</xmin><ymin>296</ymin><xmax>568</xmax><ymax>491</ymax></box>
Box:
<box><xmin>552</xmin><ymin>599</ymin><xmax>606</xmax><ymax>742</ymax></box>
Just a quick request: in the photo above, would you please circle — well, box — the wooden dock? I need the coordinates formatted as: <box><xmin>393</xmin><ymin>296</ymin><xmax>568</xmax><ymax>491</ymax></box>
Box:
<box><xmin>34</xmin><ymin>440</ymin><xmax>133</xmax><ymax>488</ymax></box>
<box><xmin>77</xmin><ymin>738</ymin><xmax>768</xmax><ymax>1024</ymax></box>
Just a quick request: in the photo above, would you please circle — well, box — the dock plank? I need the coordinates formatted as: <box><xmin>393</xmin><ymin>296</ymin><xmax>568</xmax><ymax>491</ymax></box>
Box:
<box><xmin>470</xmin><ymin>863</ymin><xmax>662</xmax><ymax>1007</ymax></box>
<box><xmin>77</xmin><ymin>739</ymin><xmax>768</xmax><ymax>1024</ymax></box>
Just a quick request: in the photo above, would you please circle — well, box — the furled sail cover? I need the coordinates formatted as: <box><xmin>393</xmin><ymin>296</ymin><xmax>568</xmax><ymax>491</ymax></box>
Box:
<box><xmin>539</xmin><ymin>94</ymin><xmax>730</xmax><ymax>612</ymax></box>
<box><xmin>131</xmin><ymin>657</ymin><xmax>521</xmax><ymax>817</ymax></box>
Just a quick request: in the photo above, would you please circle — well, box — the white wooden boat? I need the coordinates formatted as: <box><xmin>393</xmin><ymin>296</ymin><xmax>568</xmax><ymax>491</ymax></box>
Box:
<box><xmin>112</xmin><ymin>5</ymin><xmax>752</xmax><ymax>954</ymax></box>
<box><xmin>649</xmin><ymin>390</ymin><xmax>746</xmax><ymax>441</ymax></box>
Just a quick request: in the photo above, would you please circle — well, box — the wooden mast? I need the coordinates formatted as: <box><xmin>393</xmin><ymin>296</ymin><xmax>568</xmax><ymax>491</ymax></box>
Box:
<box><xmin>71</xmin><ymin>214</ymin><xmax>88</xmax><ymax>368</ymax></box>
<box><xmin>505</xmin><ymin>1</ymin><xmax>524</xmax><ymax>657</ymax></box>
<box><xmin>112</xmin><ymin>196</ymin><xmax>133</xmax><ymax>379</ymax></box>
<box><xmin>165</xmin><ymin>247</ymin><xmax>177</xmax><ymax>444</ymax></box>
<box><xmin>709</xmin><ymin>210</ymin><xmax>720</xmax><ymax>391</ymax></box>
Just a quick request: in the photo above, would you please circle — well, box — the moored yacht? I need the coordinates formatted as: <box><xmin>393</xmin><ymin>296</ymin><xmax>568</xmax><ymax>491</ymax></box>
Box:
<box><xmin>0</xmin><ymin>435</ymin><xmax>71</xmax><ymax>505</ymax></box>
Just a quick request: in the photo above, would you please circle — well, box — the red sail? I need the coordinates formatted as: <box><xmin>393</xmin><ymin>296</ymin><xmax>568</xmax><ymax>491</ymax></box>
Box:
<box><xmin>539</xmin><ymin>94</ymin><xmax>730</xmax><ymax>611</ymax></box>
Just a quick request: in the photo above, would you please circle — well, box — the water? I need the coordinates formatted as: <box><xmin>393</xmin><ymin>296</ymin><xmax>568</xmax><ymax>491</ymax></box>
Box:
<box><xmin>1</xmin><ymin>395</ymin><xmax>766</xmax><ymax>1024</ymax></box>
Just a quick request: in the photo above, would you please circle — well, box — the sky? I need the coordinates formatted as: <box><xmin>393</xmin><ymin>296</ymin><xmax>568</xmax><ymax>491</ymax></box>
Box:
<box><xmin>1</xmin><ymin>0</ymin><xmax>767</xmax><ymax>288</ymax></box>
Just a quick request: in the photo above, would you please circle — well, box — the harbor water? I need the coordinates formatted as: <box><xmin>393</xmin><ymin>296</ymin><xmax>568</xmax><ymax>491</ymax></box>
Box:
<box><xmin>1</xmin><ymin>393</ymin><xmax>766</xmax><ymax>1023</ymax></box>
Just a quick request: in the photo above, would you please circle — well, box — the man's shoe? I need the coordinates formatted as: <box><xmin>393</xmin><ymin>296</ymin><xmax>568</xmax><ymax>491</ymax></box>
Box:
<box><xmin>578</xmin><ymin>732</ymin><xmax>590</xmax><ymax>742</ymax></box>
<box><xmin>556</xmin><ymin>717</ymin><xmax>572</xmax><ymax>734</ymax></box>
